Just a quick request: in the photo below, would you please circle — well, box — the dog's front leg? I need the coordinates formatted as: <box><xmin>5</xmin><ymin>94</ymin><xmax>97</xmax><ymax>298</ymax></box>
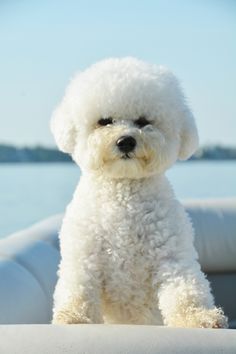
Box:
<box><xmin>156</xmin><ymin>260</ymin><xmax>228</xmax><ymax>328</ymax></box>
<box><xmin>52</xmin><ymin>220</ymin><xmax>104</xmax><ymax>324</ymax></box>
<box><xmin>52</xmin><ymin>261</ymin><xmax>103</xmax><ymax>324</ymax></box>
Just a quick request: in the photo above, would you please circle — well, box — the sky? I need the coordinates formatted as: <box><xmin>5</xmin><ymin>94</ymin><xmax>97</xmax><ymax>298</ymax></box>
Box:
<box><xmin>0</xmin><ymin>0</ymin><xmax>235</xmax><ymax>147</ymax></box>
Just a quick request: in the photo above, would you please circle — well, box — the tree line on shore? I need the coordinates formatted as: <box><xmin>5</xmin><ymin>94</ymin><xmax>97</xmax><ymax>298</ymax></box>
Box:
<box><xmin>0</xmin><ymin>143</ymin><xmax>236</xmax><ymax>163</ymax></box>
<box><xmin>0</xmin><ymin>144</ymin><xmax>72</xmax><ymax>163</ymax></box>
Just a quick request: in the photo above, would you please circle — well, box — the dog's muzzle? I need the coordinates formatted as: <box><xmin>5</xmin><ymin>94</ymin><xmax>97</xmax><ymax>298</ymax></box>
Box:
<box><xmin>116</xmin><ymin>136</ymin><xmax>136</xmax><ymax>154</ymax></box>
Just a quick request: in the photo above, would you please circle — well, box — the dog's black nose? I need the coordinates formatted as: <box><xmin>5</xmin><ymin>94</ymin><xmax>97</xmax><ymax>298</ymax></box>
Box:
<box><xmin>116</xmin><ymin>136</ymin><xmax>136</xmax><ymax>153</ymax></box>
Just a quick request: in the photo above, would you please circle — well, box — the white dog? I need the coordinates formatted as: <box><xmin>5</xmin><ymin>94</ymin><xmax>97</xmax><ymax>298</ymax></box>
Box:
<box><xmin>51</xmin><ymin>57</ymin><xmax>227</xmax><ymax>328</ymax></box>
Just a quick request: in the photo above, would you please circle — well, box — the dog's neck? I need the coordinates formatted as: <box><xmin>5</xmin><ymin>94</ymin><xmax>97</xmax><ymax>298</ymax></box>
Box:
<box><xmin>80</xmin><ymin>172</ymin><xmax>173</xmax><ymax>201</ymax></box>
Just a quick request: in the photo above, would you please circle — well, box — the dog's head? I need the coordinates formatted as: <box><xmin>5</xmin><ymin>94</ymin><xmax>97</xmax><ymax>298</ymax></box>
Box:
<box><xmin>51</xmin><ymin>57</ymin><xmax>198</xmax><ymax>178</ymax></box>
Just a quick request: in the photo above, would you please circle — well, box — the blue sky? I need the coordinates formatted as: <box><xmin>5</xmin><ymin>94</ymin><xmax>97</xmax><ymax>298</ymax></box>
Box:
<box><xmin>0</xmin><ymin>0</ymin><xmax>235</xmax><ymax>147</ymax></box>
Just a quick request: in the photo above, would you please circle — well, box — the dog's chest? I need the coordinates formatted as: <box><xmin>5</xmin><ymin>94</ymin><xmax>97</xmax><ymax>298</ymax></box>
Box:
<box><xmin>98</xmin><ymin>185</ymin><xmax>171</xmax><ymax>275</ymax></box>
<box><xmin>73</xmin><ymin>176</ymin><xmax>178</xmax><ymax>303</ymax></box>
<box><xmin>96</xmin><ymin>191</ymin><xmax>172</xmax><ymax>306</ymax></box>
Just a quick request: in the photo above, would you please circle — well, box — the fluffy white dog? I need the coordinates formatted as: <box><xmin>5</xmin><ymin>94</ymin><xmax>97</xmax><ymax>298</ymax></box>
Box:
<box><xmin>51</xmin><ymin>57</ymin><xmax>227</xmax><ymax>328</ymax></box>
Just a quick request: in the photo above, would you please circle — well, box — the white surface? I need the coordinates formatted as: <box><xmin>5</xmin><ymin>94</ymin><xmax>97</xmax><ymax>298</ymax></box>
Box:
<box><xmin>0</xmin><ymin>325</ymin><xmax>235</xmax><ymax>354</ymax></box>
<box><xmin>0</xmin><ymin>215</ymin><xmax>61</xmax><ymax>324</ymax></box>
<box><xmin>186</xmin><ymin>198</ymin><xmax>236</xmax><ymax>272</ymax></box>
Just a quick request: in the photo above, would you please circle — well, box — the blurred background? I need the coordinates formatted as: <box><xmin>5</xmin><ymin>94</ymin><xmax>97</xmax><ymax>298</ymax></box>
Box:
<box><xmin>0</xmin><ymin>0</ymin><xmax>235</xmax><ymax>237</ymax></box>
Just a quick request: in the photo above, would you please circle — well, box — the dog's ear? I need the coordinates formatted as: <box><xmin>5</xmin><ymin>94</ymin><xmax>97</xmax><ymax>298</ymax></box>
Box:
<box><xmin>50</xmin><ymin>99</ymin><xmax>77</xmax><ymax>154</ymax></box>
<box><xmin>178</xmin><ymin>107</ymin><xmax>199</xmax><ymax>160</ymax></box>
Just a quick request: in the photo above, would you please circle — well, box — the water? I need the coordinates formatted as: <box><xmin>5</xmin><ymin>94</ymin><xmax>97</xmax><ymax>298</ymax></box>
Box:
<box><xmin>0</xmin><ymin>161</ymin><xmax>236</xmax><ymax>238</ymax></box>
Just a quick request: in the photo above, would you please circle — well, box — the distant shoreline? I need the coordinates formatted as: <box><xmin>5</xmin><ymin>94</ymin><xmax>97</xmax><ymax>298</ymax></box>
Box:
<box><xmin>0</xmin><ymin>144</ymin><xmax>72</xmax><ymax>163</ymax></box>
<box><xmin>0</xmin><ymin>144</ymin><xmax>236</xmax><ymax>163</ymax></box>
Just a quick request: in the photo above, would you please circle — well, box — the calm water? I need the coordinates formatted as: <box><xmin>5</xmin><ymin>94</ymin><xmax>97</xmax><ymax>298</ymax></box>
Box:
<box><xmin>0</xmin><ymin>161</ymin><xmax>236</xmax><ymax>238</ymax></box>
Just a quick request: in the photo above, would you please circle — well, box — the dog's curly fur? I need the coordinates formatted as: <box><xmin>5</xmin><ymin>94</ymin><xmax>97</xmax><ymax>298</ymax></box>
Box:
<box><xmin>51</xmin><ymin>57</ymin><xmax>227</xmax><ymax>328</ymax></box>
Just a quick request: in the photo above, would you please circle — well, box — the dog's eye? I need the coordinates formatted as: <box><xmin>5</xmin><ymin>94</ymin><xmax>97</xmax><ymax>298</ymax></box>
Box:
<box><xmin>98</xmin><ymin>118</ymin><xmax>113</xmax><ymax>126</ymax></box>
<box><xmin>134</xmin><ymin>116</ymin><xmax>150</xmax><ymax>128</ymax></box>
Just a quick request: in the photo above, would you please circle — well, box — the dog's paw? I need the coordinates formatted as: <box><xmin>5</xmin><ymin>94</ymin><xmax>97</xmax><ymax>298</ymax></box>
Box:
<box><xmin>52</xmin><ymin>308</ymin><xmax>91</xmax><ymax>324</ymax></box>
<box><xmin>52</xmin><ymin>297</ymin><xmax>103</xmax><ymax>324</ymax></box>
<box><xmin>167</xmin><ymin>307</ymin><xmax>228</xmax><ymax>328</ymax></box>
<box><xmin>195</xmin><ymin>307</ymin><xmax>228</xmax><ymax>328</ymax></box>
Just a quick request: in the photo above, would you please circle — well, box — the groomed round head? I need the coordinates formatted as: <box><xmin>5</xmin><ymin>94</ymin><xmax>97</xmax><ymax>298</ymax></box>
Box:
<box><xmin>51</xmin><ymin>57</ymin><xmax>198</xmax><ymax>178</ymax></box>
